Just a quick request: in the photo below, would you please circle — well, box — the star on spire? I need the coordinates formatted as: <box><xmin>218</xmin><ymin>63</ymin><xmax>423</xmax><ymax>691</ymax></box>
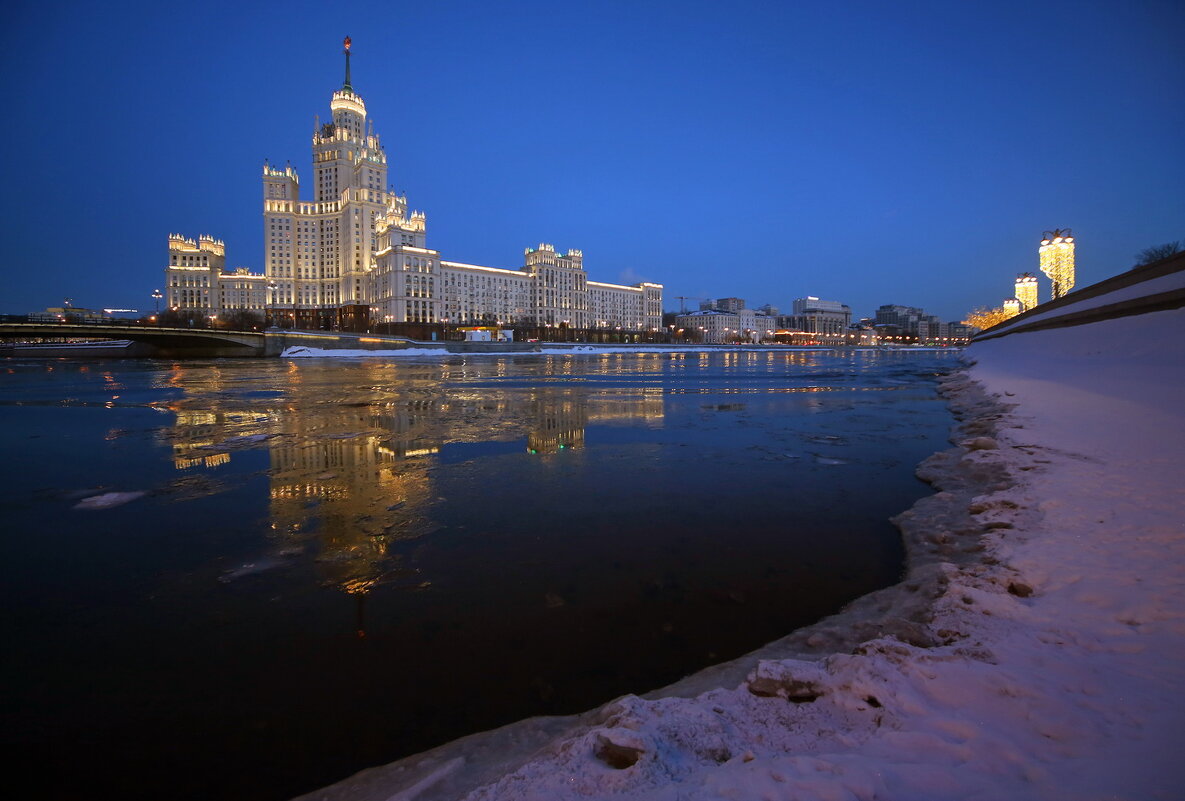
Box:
<box><xmin>342</xmin><ymin>36</ymin><xmax>353</xmax><ymax>93</ymax></box>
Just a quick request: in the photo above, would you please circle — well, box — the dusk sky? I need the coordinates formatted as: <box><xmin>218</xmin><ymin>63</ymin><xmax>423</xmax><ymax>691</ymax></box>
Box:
<box><xmin>2</xmin><ymin>0</ymin><xmax>1182</xmax><ymax>321</ymax></box>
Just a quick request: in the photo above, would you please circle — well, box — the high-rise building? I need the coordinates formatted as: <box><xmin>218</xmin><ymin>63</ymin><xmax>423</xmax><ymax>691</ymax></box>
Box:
<box><xmin>1039</xmin><ymin>229</ymin><xmax>1075</xmax><ymax>300</ymax></box>
<box><xmin>714</xmin><ymin>297</ymin><xmax>746</xmax><ymax>313</ymax></box>
<box><xmin>262</xmin><ymin>36</ymin><xmax>392</xmax><ymax>328</ymax></box>
<box><xmin>257</xmin><ymin>38</ymin><xmax>661</xmax><ymax>332</ymax></box>
<box><xmin>1015</xmin><ymin>272</ymin><xmax>1038</xmax><ymax>311</ymax></box>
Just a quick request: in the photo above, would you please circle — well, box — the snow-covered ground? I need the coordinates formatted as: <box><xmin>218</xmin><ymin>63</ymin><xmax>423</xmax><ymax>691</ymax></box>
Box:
<box><xmin>297</xmin><ymin>308</ymin><xmax>1185</xmax><ymax>801</ymax></box>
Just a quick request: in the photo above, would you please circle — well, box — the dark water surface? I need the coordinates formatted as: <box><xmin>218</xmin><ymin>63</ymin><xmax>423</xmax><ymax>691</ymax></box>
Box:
<box><xmin>0</xmin><ymin>349</ymin><xmax>957</xmax><ymax>800</ymax></box>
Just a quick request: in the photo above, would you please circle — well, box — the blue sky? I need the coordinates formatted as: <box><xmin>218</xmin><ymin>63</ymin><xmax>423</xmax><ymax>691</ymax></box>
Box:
<box><xmin>1</xmin><ymin>0</ymin><xmax>1182</xmax><ymax>321</ymax></box>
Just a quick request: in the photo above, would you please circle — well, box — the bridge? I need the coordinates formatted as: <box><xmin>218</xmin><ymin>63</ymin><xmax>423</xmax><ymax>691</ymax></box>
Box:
<box><xmin>0</xmin><ymin>321</ymin><xmax>428</xmax><ymax>358</ymax></box>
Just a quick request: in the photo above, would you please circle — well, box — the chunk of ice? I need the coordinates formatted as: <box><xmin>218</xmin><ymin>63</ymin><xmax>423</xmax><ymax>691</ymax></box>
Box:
<box><xmin>73</xmin><ymin>491</ymin><xmax>146</xmax><ymax>510</ymax></box>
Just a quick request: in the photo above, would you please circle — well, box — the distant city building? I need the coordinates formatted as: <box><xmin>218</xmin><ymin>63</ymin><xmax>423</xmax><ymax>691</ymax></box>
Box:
<box><xmin>780</xmin><ymin>296</ymin><xmax>852</xmax><ymax>336</ymax></box>
<box><xmin>1003</xmin><ymin>298</ymin><xmax>1022</xmax><ymax>317</ymax></box>
<box><xmin>874</xmin><ymin>304</ymin><xmax>973</xmax><ymax>342</ymax></box>
<box><xmin>714</xmin><ymin>297</ymin><xmax>747</xmax><ymax>313</ymax></box>
<box><xmin>1039</xmin><ymin>229</ymin><xmax>1076</xmax><ymax>300</ymax></box>
<box><xmin>674</xmin><ymin>309</ymin><xmax>776</xmax><ymax>343</ymax></box>
<box><xmin>1015</xmin><ymin>272</ymin><xmax>1038</xmax><ymax>311</ymax></box>
<box><xmin>28</xmin><ymin>305</ymin><xmax>109</xmax><ymax>323</ymax></box>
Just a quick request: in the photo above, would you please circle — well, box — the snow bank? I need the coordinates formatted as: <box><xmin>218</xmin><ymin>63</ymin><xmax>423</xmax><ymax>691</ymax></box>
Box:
<box><xmin>296</xmin><ymin>309</ymin><xmax>1185</xmax><ymax>801</ymax></box>
<box><xmin>283</xmin><ymin>346</ymin><xmax>453</xmax><ymax>358</ymax></box>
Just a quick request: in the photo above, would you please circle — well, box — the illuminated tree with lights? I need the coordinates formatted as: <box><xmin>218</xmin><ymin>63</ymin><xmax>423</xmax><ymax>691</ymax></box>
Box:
<box><xmin>1039</xmin><ymin>229</ymin><xmax>1075</xmax><ymax>300</ymax></box>
<box><xmin>963</xmin><ymin>305</ymin><xmax>1015</xmax><ymax>331</ymax></box>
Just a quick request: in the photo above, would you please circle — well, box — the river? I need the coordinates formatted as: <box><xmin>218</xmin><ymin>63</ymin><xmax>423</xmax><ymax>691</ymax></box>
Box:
<box><xmin>0</xmin><ymin>348</ymin><xmax>958</xmax><ymax>800</ymax></box>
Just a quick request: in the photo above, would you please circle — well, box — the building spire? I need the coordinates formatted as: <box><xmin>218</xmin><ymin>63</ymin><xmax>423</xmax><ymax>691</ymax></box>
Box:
<box><xmin>342</xmin><ymin>36</ymin><xmax>353</xmax><ymax>93</ymax></box>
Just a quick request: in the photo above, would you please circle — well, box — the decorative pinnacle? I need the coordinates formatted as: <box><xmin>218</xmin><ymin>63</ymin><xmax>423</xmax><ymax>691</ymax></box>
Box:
<box><xmin>342</xmin><ymin>36</ymin><xmax>353</xmax><ymax>92</ymax></box>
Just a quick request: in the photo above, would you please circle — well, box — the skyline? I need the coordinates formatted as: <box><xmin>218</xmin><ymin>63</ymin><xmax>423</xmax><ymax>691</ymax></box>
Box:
<box><xmin>2</xmin><ymin>0</ymin><xmax>1183</xmax><ymax>321</ymax></box>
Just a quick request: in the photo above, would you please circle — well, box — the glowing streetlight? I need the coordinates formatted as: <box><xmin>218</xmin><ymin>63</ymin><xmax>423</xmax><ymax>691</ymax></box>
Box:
<box><xmin>1015</xmin><ymin>273</ymin><xmax>1038</xmax><ymax>311</ymax></box>
<box><xmin>1039</xmin><ymin>229</ymin><xmax>1075</xmax><ymax>300</ymax></box>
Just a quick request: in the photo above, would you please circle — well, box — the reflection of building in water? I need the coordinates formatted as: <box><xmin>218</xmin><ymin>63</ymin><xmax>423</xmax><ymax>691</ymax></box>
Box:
<box><xmin>166</xmin><ymin>387</ymin><xmax>665</xmax><ymax>594</ymax></box>
<box><xmin>527</xmin><ymin>388</ymin><xmax>666</xmax><ymax>454</ymax></box>
<box><xmin>266</xmin><ymin>405</ymin><xmax>439</xmax><ymax>595</ymax></box>
<box><xmin>169</xmin><ymin>409</ymin><xmax>240</xmax><ymax>469</ymax></box>
<box><xmin>527</xmin><ymin>396</ymin><xmax>586</xmax><ymax>454</ymax></box>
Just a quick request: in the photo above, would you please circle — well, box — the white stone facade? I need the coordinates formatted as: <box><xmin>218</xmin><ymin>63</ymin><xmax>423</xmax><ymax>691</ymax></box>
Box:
<box><xmin>785</xmin><ymin>296</ymin><xmax>853</xmax><ymax>336</ymax></box>
<box><xmin>675</xmin><ymin>309</ymin><xmax>776</xmax><ymax>343</ymax></box>
<box><xmin>165</xmin><ymin>234</ymin><xmax>267</xmax><ymax>318</ymax></box>
<box><xmin>265</xmin><ymin>40</ymin><xmax>663</xmax><ymax>331</ymax></box>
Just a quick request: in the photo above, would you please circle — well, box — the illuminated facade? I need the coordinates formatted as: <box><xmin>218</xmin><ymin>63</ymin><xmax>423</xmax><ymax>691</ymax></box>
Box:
<box><xmin>165</xmin><ymin>234</ymin><xmax>267</xmax><ymax>318</ymax></box>
<box><xmin>674</xmin><ymin>309</ymin><xmax>776</xmax><ymax>343</ymax></box>
<box><xmin>1039</xmin><ymin>229</ymin><xmax>1075</xmax><ymax>300</ymax></box>
<box><xmin>1002</xmin><ymin>298</ymin><xmax>1021</xmax><ymax>317</ymax></box>
<box><xmin>263</xmin><ymin>38</ymin><xmax>662</xmax><ymax>331</ymax></box>
<box><xmin>1014</xmin><ymin>272</ymin><xmax>1038</xmax><ymax>312</ymax></box>
<box><xmin>784</xmin><ymin>296</ymin><xmax>852</xmax><ymax>336</ymax></box>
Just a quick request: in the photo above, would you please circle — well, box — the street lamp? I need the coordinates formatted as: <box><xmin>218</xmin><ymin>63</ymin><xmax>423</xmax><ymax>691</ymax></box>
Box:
<box><xmin>151</xmin><ymin>289</ymin><xmax>162</xmax><ymax>316</ymax></box>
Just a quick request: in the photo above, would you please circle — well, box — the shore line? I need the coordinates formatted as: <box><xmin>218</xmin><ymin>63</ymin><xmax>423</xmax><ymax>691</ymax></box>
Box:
<box><xmin>293</xmin><ymin>361</ymin><xmax>1002</xmax><ymax>801</ymax></box>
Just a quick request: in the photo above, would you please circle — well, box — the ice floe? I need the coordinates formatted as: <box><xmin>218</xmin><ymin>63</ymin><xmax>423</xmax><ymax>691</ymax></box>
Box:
<box><xmin>73</xmin><ymin>491</ymin><xmax>147</xmax><ymax>510</ymax></box>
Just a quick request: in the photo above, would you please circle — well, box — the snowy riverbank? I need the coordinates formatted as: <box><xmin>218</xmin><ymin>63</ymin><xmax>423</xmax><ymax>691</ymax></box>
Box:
<box><xmin>297</xmin><ymin>308</ymin><xmax>1185</xmax><ymax>801</ymax></box>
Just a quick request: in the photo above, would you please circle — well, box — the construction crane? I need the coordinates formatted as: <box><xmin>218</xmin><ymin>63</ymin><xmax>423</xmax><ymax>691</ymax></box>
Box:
<box><xmin>674</xmin><ymin>295</ymin><xmax>710</xmax><ymax>313</ymax></box>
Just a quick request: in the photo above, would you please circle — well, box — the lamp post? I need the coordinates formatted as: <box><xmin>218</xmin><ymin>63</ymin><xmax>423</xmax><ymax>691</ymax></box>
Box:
<box><xmin>151</xmin><ymin>289</ymin><xmax>162</xmax><ymax>316</ymax></box>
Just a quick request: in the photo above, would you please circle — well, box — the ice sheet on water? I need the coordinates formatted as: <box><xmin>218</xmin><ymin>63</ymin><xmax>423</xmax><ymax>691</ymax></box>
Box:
<box><xmin>804</xmin><ymin>434</ymin><xmax>848</xmax><ymax>446</ymax></box>
<box><xmin>284</xmin><ymin>346</ymin><xmax>466</xmax><ymax>358</ymax></box>
<box><xmin>218</xmin><ymin>556</ymin><xmax>286</xmax><ymax>583</ymax></box>
<box><xmin>813</xmin><ymin>455</ymin><xmax>848</xmax><ymax>465</ymax></box>
<box><xmin>73</xmin><ymin>491</ymin><xmax>147</xmax><ymax>510</ymax></box>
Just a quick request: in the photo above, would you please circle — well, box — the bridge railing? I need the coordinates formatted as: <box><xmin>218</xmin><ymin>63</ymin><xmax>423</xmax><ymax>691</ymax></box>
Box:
<box><xmin>0</xmin><ymin>315</ymin><xmax>268</xmax><ymax>333</ymax></box>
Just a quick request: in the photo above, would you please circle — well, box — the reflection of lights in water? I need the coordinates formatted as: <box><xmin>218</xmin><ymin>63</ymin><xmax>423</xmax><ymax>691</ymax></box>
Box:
<box><xmin>161</xmin><ymin>361</ymin><xmax>678</xmax><ymax>610</ymax></box>
<box><xmin>342</xmin><ymin>577</ymin><xmax>376</xmax><ymax>595</ymax></box>
<box><xmin>398</xmin><ymin>447</ymin><xmax>439</xmax><ymax>458</ymax></box>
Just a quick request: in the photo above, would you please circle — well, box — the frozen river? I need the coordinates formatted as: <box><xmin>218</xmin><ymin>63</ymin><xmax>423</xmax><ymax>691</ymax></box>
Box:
<box><xmin>0</xmin><ymin>349</ymin><xmax>958</xmax><ymax>800</ymax></box>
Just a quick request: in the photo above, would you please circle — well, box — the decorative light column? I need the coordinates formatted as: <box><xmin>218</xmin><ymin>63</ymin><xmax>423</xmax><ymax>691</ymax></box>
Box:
<box><xmin>1014</xmin><ymin>272</ymin><xmax>1038</xmax><ymax>311</ymax></box>
<box><xmin>1039</xmin><ymin>229</ymin><xmax>1075</xmax><ymax>300</ymax></box>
